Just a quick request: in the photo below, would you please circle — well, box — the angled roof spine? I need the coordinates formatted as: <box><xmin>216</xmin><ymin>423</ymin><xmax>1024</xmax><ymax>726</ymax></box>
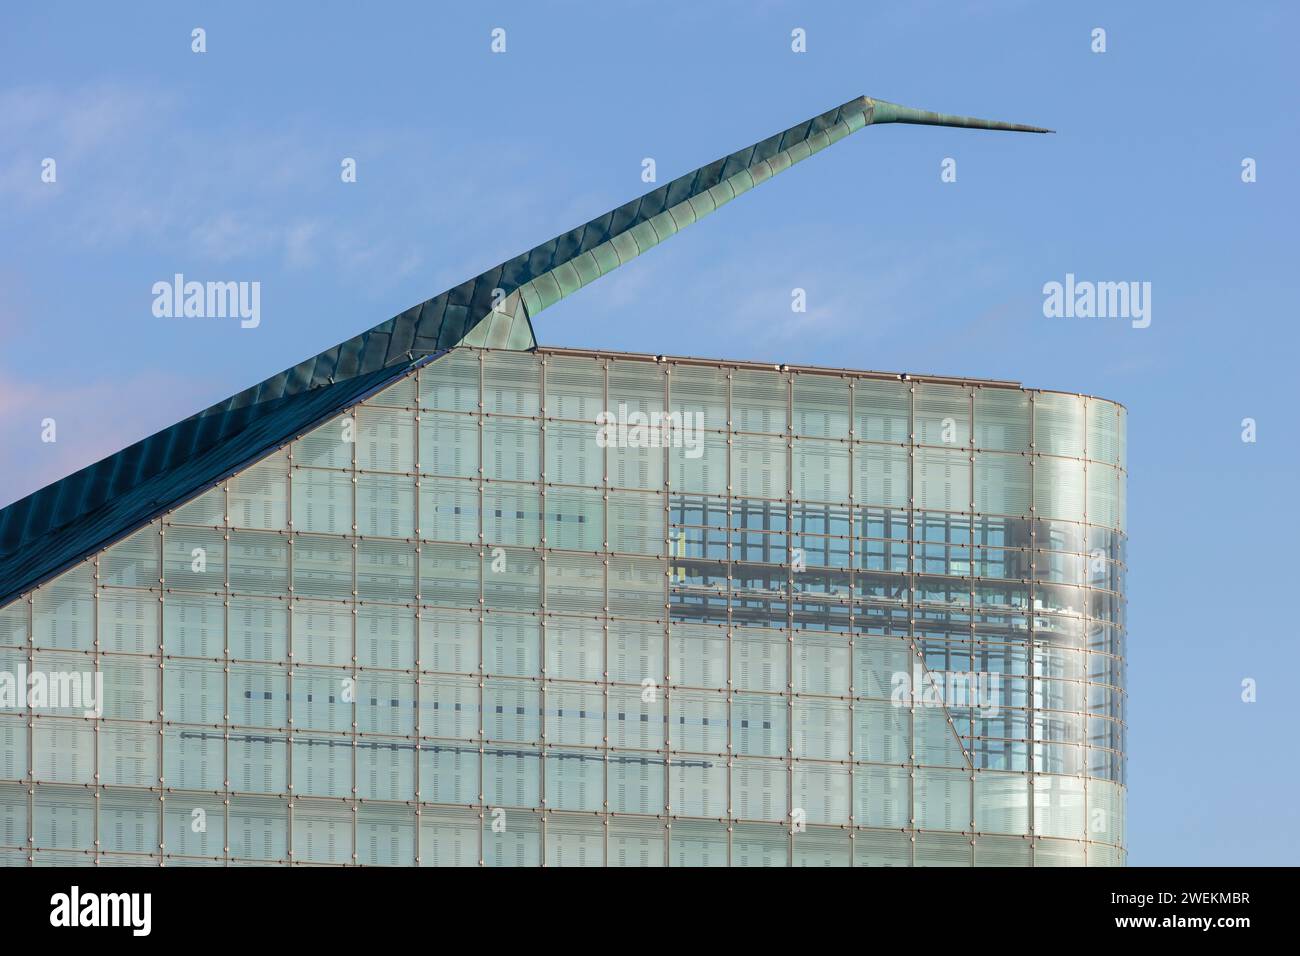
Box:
<box><xmin>0</xmin><ymin>94</ymin><xmax>1050</xmax><ymax>606</ymax></box>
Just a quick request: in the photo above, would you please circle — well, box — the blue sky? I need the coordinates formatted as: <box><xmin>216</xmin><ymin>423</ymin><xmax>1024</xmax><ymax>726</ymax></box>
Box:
<box><xmin>1</xmin><ymin>1</ymin><xmax>1296</xmax><ymax>865</ymax></box>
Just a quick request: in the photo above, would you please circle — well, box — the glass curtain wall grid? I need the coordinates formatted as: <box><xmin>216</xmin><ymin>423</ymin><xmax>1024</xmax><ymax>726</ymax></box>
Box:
<box><xmin>0</xmin><ymin>346</ymin><xmax>1126</xmax><ymax>866</ymax></box>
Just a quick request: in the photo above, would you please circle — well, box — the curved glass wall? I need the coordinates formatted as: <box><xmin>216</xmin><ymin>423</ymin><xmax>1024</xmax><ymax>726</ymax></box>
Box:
<box><xmin>0</xmin><ymin>347</ymin><xmax>1126</xmax><ymax>866</ymax></box>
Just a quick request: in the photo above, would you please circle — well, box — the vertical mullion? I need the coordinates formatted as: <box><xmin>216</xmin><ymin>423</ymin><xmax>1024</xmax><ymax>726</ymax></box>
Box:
<box><xmin>412</xmin><ymin>369</ymin><xmax>423</xmax><ymax>867</ymax></box>
<box><xmin>154</xmin><ymin>523</ymin><xmax>164</xmax><ymax>865</ymax></box>
<box><xmin>283</xmin><ymin>467</ymin><xmax>295</xmax><ymax>865</ymax></box>
<box><xmin>25</xmin><ymin>591</ymin><xmax>34</xmax><ymax>864</ymax></box>
<box><xmin>724</xmin><ymin>367</ymin><xmax>733</xmax><ymax>868</ymax></box>
<box><xmin>599</xmin><ymin>356</ymin><xmax>610</xmax><ymax>866</ymax></box>
<box><xmin>1078</xmin><ymin>395</ymin><xmax>1087</xmax><ymax>867</ymax></box>
<box><xmin>847</xmin><ymin>380</ymin><xmax>856</xmax><ymax>866</ymax></box>
<box><xmin>784</xmin><ymin>370</ymin><xmax>794</xmax><ymax>868</ymax></box>
<box><xmin>660</xmin><ymin>359</ymin><xmax>670</xmax><ymax>866</ymax></box>
<box><xmin>93</xmin><ymin>551</ymin><xmax>102</xmax><ymax>864</ymax></box>
<box><xmin>965</xmin><ymin>386</ymin><xmax>976</xmax><ymax>856</ymax></box>
<box><xmin>1028</xmin><ymin>390</ymin><xmax>1038</xmax><ymax>860</ymax></box>
<box><xmin>906</xmin><ymin>378</ymin><xmax>916</xmax><ymax>866</ymax></box>
<box><xmin>476</xmin><ymin>349</ymin><xmax>486</xmax><ymax>866</ymax></box>
<box><xmin>350</xmin><ymin>403</ymin><xmax>360</xmax><ymax>867</ymax></box>
<box><xmin>224</xmin><ymin>472</ymin><xmax>234</xmax><ymax>865</ymax></box>
<box><xmin>537</xmin><ymin>352</ymin><xmax>549</xmax><ymax>865</ymax></box>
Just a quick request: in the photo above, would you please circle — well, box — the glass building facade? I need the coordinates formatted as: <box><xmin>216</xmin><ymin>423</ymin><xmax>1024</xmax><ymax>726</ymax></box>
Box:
<box><xmin>0</xmin><ymin>345</ymin><xmax>1126</xmax><ymax>866</ymax></box>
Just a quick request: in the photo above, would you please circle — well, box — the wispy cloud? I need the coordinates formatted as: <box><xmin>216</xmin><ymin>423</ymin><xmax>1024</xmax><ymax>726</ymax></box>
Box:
<box><xmin>0</xmin><ymin>81</ymin><xmax>598</xmax><ymax>303</ymax></box>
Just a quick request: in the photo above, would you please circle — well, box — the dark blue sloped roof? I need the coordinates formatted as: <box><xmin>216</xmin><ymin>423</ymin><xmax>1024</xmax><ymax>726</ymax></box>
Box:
<box><xmin>0</xmin><ymin>95</ymin><xmax>1048</xmax><ymax>606</ymax></box>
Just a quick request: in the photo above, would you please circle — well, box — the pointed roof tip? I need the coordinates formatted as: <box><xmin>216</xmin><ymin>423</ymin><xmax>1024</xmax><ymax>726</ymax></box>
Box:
<box><xmin>864</xmin><ymin>96</ymin><xmax>1053</xmax><ymax>135</ymax></box>
<box><xmin>0</xmin><ymin>91</ymin><xmax>1058</xmax><ymax>607</ymax></box>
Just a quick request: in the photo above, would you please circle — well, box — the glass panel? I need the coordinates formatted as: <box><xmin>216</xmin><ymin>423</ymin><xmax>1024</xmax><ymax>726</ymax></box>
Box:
<box><xmin>357</xmin><ymin>472</ymin><xmax>415</xmax><ymax>538</ymax></box>
<box><xmin>418</xmin><ymin>412</ymin><xmax>478</xmax><ymax>479</ymax></box>
<box><xmin>855</xmin><ymin>827</ymin><xmax>911</xmax><ymax>866</ymax></box>
<box><xmin>609</xmin><ymin>683</ymin><xmax>664</xmax><ymax>749</ymax></box>
<box><xmin>1087</xmin><ymin>462</ymin><xmax>1123</xmax><ymax>531</ymax></box>
<box><xmin>1034</xmin><ymin>392</ymin><xmax>1084</xmax><ymax>458</ymax></box>
<box><xmin>732</xmin><ymin>694</ymin><xmax>785</xmax><ymax>757</ymax></box>
<box><xmin>358</xmin><ymin>606</ymin><xmax>413</xmax><ymax>671</ymax></box>
<box><xmin>1087</xmin><ymin>398</ymin><xmax>1126</xmax><ymax>468</ymax></box>
<box><xmin>293</xmin><ymin>602</ymin><xmax>351</xmax><ymax>666</ymax></box>
<box><xmin>101</xmin><ymin>527</ymin><xmax>159</xmax><ymax>588</ymax></box>
<box><xmin>544</xmin><ymin>354</ymin><xmax>603</xmax><ymax>421</ymax></box>
<box><xmin>0</xmin><ymin>603</ymin><xmax>27</xmax><ymax>648</ymax></box>
<box><xmin>292</xmin><ymin>534</ymin><xmax>353</xmax><ymax>600</ymax></box>
<box><xmin>914</xmin><ymin>448</ymin><xmax>970</xmax><ymax>513</ymax></box>
<box><xmin>791</xmin><ymin>439</ymin><xmax>849</xmax><ymax>503</ymax></box>
<box><xmin>792</xmin><ymin>698</ymin><xmax>849</xmax><ymax>760</ymax></box>
<box><xmin>544</xmin><ymin>488</ymin><xmax>603</xmax><ymax>551</ymax></box>
<box><xmin>163</xmin><ymin>593</ymin><xmax>224</xmax><ymax>657</ymax></box>
<box><xmin>731</xmin><ymin>763</ymin><xmax>787</xmax><ymax>824</ymax></box>
<box><xmin>480</xmin><ymin>483</ymin><xmax>537</xmax><ymax>547</ymax></box>
<box><xmin>546</xmin><ymin>749</ymin><xmax>603</xmax><ymax>813</ymax></box>
<box><xmin>913</xmin><ymin>768</ymin><xmax>971</xmax><ymax>831</ymax></box>
<box><xmin>609</xmin><ymin>438</ymin><xmax>664</xmax><ymax>491</ymax></box>
<box><xmin>294</xmin><ymin>414</ymin><xmax>353</xmax><ymax>469</ymax></box>
<box><xmin>420</xmin><ymin>544</ymin><xmax>480</xmax><ymax>610</ymax></box>
<box><xmin>418</xmin><ymin>743</ymin><xmax>477</xmax><ymax>804</ymax></box>
<box><xmin>853</xmin><ymin>444</ymin><xmax>908</xmax><ymax>509</ymax></box>
<box><xmin>483</xmin><ymin>418</ymin><xmax>540</xmax><ymax>482</ymax></box>
<box><xmin>853</xmin><ymin>380</ymin><xmax>910</xmax><ymax>443</ymax></box>
<box><xmin>608</xmin><ymin>490</ymin><xmax>664</xmax><ymax>557</ymax></box>
<box><xmin>421</xmin><ymin>349</ymin><xmax>478</xmax><ymax>413</ymax></box>
<box><xmin>229</xmin><ymin>452</ymin><xmax>288</xmax><ymax>530</ymax></box>
<box><xmin>1034</xmin><ymin>457</ymin><xmax>1085</xmax><ymax>522</ymax></box>
<box><xmin>482</xmin><ymin>548</ymin><xmax>541</xmax><ymax>613</ymax></box>
<box><xmin>974</xmin><ymin>452</ymin><xmax>1031</xmax><ymax>516</ymax></box>
<box><xmin>544</xmin><ymin>421</ymin><xmax>602</xmax><ymax>486</ymax></box>
<box><xmin>358</xmin><ymin>671</ymin><xmax>416</xmax><ymax>735</ymax></box>
<box><xmin>33</xmin><ymin>565</ymin><xmax>95</xmax><ymax>651</ymax></box>
<box><xmin>668</xmin><ymin>363</ymin><xmax>727</xmax><ymax>431</ymax></box>
<box><xmin>357</xmin><ymin>539</ymin><xmax>417</xmax><ymax>603</ymax></box>
<box><xmin>545</xmin><ymin>617</ymin><xmax>603</xmax><ymax>682</ymax></box>
<box><xmin>974</xmin><ymin>388</ymin><xmax>1030</xmax><ymax>452</ymax></box>
<box><xmin>292</xmin><ymin>468</ymin><xmax>353</xmax><ymax>535</ymax></box>
<box><xmin>608</xmin><ymin>360</ymin><xmax>665</xmax><ymax>416</ymax></box>
<box><xmin>1034</xmin><ymin>773</ymin><xmax>1085</xmax><ymax>838</ymax></box>
<box><xmin>228</xmin><ymin>530</ymin><xmax>289</xmax><ymax>598</ymax></box>
<box><xmin>731</xmin><ymin>369</ymin><xmax>787</xmax><ymax>434</ymax></box>
<box><xmin>668</xmin><ymin>431</ymin><xmax>726</xmax><ymax>496</ymax></box>
<box><xmin>369</xmin><ymin>372</ymin><xmax>416</xmax><ymax>408</ymax></box>
<box><xmin>484</xmin><ymin>614</ymin><xmax>539</xmax><ymax>677</ymax></box>
<box><xmin>915</xmin><ymin>383</ymin><xmax>970</xmax><ymax>447</ymax></box>
<box><xmin>974</xmin><ymin>770</ymin><xmax>1029</xmax><ymax>834</ymax></box>
<box><xmin>731</xmin><ymin>435</ymin><xmax>787</xmax><ymax>499</ymax></box>
<box><xmin>482</xmin><ymin>351</ymin><xmax>540</xmax><ymax>416</ymax></box>
<box><xmin>98</xmin><ymin>589</ymin><xmax>158</xmax><ymax>654</ymax></box>
<box><xmin>671</xmin><ymin>760</ymin><xmax>727</xmax><ymax>818</ymax></box>
<box><xmin>792</xmin><ymin>763</ymin><xmax>850</xmax><ymax>824</ymax></box>
<box><xmin>163</xmin><ymin>525</ymin><xmax>225</xmax><ymax>592</ymax></box>
<box><xmin>792</xmin><ymin>375</ymin><xmax>849</xmax><ymax>438</ymax></box>
<box><xmin>168</xmin><ymin>486</ymin><xmax>225</xmax><ymax>526</ymax></box>
<box><xmin>419</xmin><ymin>608</ymin><xmax>478</xmax><ymax>675</ymax></box>
<box><xmin>229</xmin><ymin>596</ymin><xmax>287</xmax><ymax>661</ymax></box>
